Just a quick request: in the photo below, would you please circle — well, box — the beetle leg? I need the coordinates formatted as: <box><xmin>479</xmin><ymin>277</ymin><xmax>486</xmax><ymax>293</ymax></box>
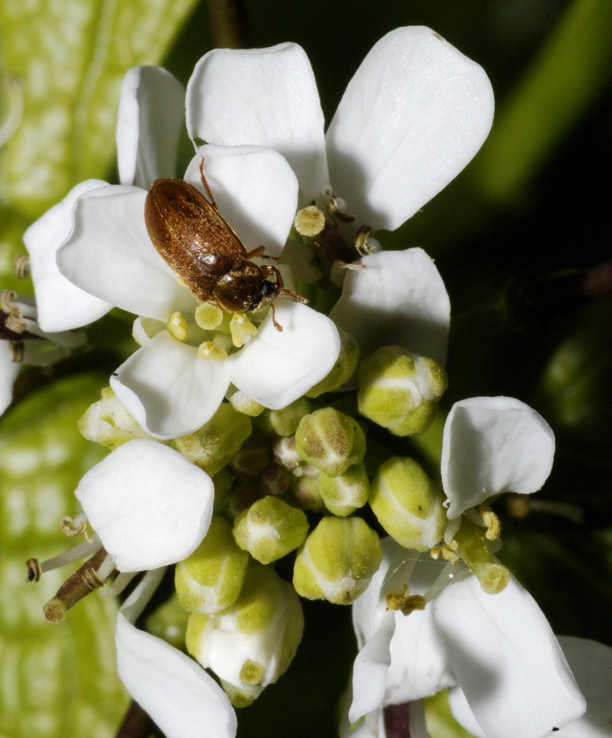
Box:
<box><xmin>198</xmin><ymin>158</ymin><xmax>219</xmax><ymax>211</ymax></box>
<box><xmin>261</xmin><ymin>265</ymin><xmax>308</xmax><ymax>304</ymax></box>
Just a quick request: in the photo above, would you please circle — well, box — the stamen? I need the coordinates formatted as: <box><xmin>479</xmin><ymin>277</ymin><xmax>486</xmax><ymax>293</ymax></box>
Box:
<box><xmin>100</xmin><ymin>571</ymin><xmax>137</xmax><ymax>599</ymax></box>
<box><xmin>198</xmin><ymin>340</ymin><xmax>228</xmax><ymax>361</ymax></box>
<box><xmin>386</xmin><ymin>584</ymin><xmax>426</xmax><ymax>615</ymax></box>
<box><xmin>325</xmin><ymin>195</ymin><xmax>355</xmax><ymax>224</ymax></box>
<box><xmin>230</xmin><ymin>313</ymin><xmax>257</xmax><ymax>348</ymax></box>
<box><xmin>167</xmin><ymin>311</ymin><xmax>188</xmax><ymax>341</ymax></box>
<box><xmin>430</xmin><ymin>540</ymin><xmax>459</xmax><ymax>564</ymax></box>
<box><xmin>13</xmin><ymin>254</ymin><xmax>30</xmax><ymax>279</ymax></box>
<box><xmin>61</xmin><ymin>514</ymin><xmax>89</xmax><ymax>538</ymax></box>
<box><xmin>43</xmin><ymin>546</ymin><xmax>114</xmax><ymax>623</ymax></box>
<box><xmin>354</xmin><ymin>225</ymin><xmax>381</xmax><ymax>256</ymax></box>
<box><xmin>25</xmin><ymin>536</ymin><xmax>101</xmax><ymax>582</ymax></box>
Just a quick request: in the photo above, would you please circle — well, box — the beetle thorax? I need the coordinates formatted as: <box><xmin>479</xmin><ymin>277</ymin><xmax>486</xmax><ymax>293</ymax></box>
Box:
<box><xmin>213</xmin><ymin>260</ymin><xmax>264</xmax><ymax>313</ymax></box>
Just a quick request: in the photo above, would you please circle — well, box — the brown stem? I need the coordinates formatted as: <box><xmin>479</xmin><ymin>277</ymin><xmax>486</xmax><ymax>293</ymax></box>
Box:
<box><xmin>207</xmin><ymin>0</ymin><xmax>251</xmax><ymax>48</ymax></box>
<box><xmin>116</xmin><ymin>700</ymin><xmax>156</xmax><ymax>738</ymax></box>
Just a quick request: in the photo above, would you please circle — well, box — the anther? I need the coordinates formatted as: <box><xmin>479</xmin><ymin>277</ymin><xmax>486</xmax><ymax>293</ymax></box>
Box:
<box><xmin>386</xmin><ymin>585</ymin><xmax>426</xmax><ymax>615</ymax></box>
<box><xmin>61</xmin><ymin>515</ymin><xmax>89</xmax><ymax>537</ymax></box>
<box><xmin>325</xmin><ymin>195</ymin><xmax>355</xmax><ymax>224</ymax></box>
<box><xmin>354</xmin><ymin>225</ymin><xmax>381</xmax><ymax>256</ymax></box>
<box><xmin>13</xmin><ymin>254</ymin><xmax>30</xmax><ymax>279</ymax></box>
<box><xmin>25</xmin><ymin>536</ymin><xmax>101</xmax><ymax>583</ymax></box>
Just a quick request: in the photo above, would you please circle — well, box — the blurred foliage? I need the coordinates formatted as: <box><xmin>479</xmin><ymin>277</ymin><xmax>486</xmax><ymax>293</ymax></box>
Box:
<box><xmin>1</xmin><ymin>0</ymin><xmax>611</xmax><ymax>736</ymax></box>
<box><xmin>0</xmin><ymin>373</ymin><xmax>121</xmax><ymax>737</ymax></box>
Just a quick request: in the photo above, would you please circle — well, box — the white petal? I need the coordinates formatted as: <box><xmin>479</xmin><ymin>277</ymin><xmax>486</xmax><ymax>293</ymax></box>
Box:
<box><xmin>326</xmin><ymin>26</ymin><xmax>494</xmax><ymax>231</ymax></box>
<box><xmin>184</xmin><ymin>144</ymin><xmax>298</xmax><ymax>255</ymax></box>
<box><xmin>116</xmin><ymin>614</ymin><xmax>236</xmax><ymax>738</ymax></box>
<box><xmin>57</xmin><ymin>185</ymin><xmax>196</xmax><ymax>320</ymax></box>
<box><xmin>329</xmin><ymin>248</ymin><xmax>450</xmax><ymax>365</ymax></box>
<box><xmin>75</xmin><ymin>439</ymin><xmax>214</xmax><ymax>572</ymax></box>
<box><xmin>117</xmin><ymin>66</ymin><xmax>185</xmax><ymax>188</ymax></box>
<box><xmin>0</xmin><ymin>343</ymin><xmax>20</xmax><ymax>415</ymax></box>
<box><xmin>441</xmin><ymin>397</ymin><xmax>555</xmax><ymax>519</ymax></box>
<box><xmin>447</xmin><ymin>688</ymin><xmax>486</xmax><ymax>738</ymax></box>
<box><xmin>434</xmin><ymin>575</ymin><xmax>586</xmax><ymax>738</ymax></box>
<box><xmin>551</xmin><ymin>637</ymin><xmax>612</xmax><ymax>737</ymax></box>
<box><xmin>227</xmin><ymin>301</ymin><xmax>340</xmax><ymax>408</ymax></box>
<box><xmin>350</xmin><ymin>611</ymin><xmax>396</xmax><ymax>722</ymax></box>
<box><xmin>23</xmin><ymin>180</ymin><xmax>113</xmax><ymax>331</ymax></box>
<box><xmin>186</xmin><ymin>44</ymin><xmax>328</xmax><ymax>203</ymax></box>
<box><xmin>110</xmin><ymin>331</ymin><xmax>229</xmax><ymax>439</ymax></box>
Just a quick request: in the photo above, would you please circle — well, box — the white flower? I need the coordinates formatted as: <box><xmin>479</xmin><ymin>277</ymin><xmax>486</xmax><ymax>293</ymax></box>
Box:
<box><xmin>441</xmin><ymin>396</ymin><xmax>555</xmax><ymax>519</ymax></box>
<box><xmin>186</xmin><ymin>26</ymin><xmax>494</xmax><ymax>230</ymax></box>
<box><xmin>115</xmin><ymin>567</ymin><xmax>237</xmax><ymax>738</ymax></box>
<box><xmin>349</xmin><ymin>396</ymin><xmax>569</xmax><ymax>736</ymax></box>
<box><xmin>25</xmin><ymin>89</ymin><xmax>340</xmax><ymax>439</ymax></box>
<box><xmin>350</xmin><ymin>539</ymin><xmax>586</xmax><ymax>738</ymax></box>
<box><xmin>448</xmin><ymin>636</ymin><xmax>612</xmax><ymax>738</ymax></box>
<box><xmin>185</xmin><ymin>27</ymin><xmax>494</xmax><ymax>366</ymax></box>
<box><xmin>75</xmin><ymin>439</ymin><xmax>214</xmax><ymax>571</ymax></box>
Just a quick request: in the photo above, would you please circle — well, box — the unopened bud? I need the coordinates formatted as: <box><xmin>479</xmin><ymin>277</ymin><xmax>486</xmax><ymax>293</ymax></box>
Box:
<box><xmin>78</xmin><ymin>387</ymin><xmax>153</xmax><ymax>449</ymax></box>
<box><xmin>186</xmin><ymin>565</ymin><xmax>304</xmax><ymax>706</ymax></box>
<box><xmin>258</xmin><ymin>397</ymin><xmax>312</xmax><ymax>436</ymax></box>
<box><xmin>232</xmin><ymin>496</ymin><xmax>309</xmax><ymax>564</ymax></box>
<box><xmin>293</xmin><ymin>517</ymin><xmax>382</xmax><ymax>604</ymax></box>
<box><xmin>295</xmin><ymin>407</ymin><xmax>366</xmax><ymax>477</ymax></box>
<box><xmin>317</xmin><ymin>463</ymin><xmax>369</xmax><ymax>516</ymax></box>
<box><xmin>369</xmin><ymin>457</ymin><xmax>446</xmax><ymax>550</ymax></box>
<box><xmin>173</xmin><ymin>403</ymin><xmax>251</xmax><ymax>475</ymax></box>
<box><xmin>230</xmin><ymin>436</ymin><xmax>271</xmax><ymax>480</ymax></box>
<box><xmin>358</xmin><ymin>346</ymin><xmax>447</xmax><ymax>436</ymax></box>
<box><xmin>175</xmin><ymin>517</ymin><xmax>249</xmax><ymax>614</ymax></box>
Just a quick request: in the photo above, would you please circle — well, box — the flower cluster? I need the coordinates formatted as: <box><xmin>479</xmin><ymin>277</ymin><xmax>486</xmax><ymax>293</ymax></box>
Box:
<box><xmin>18</xmin><ymin>25</ymin><xmax>612</xmax><ymax>738</ymax></box>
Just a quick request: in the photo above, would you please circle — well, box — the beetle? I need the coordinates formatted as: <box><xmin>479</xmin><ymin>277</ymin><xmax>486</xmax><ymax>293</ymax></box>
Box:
<box><xmin>144</xmin><ymin>160</ymin><xmax>306</xmax><ymax>331</ymax></box>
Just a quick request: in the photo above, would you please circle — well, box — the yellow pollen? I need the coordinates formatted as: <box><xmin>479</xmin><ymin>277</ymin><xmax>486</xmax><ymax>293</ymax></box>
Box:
<box><xmin>198</xmin><ymin>341</ymin><xmax>228</xmax><ymax>361</ymax></box>
<box><xmin>167</xmin><ymin>311</ymin><xmax>188</xmax><ymax>341</ymax></box>
<box><xmin>230</xmin><ymin>313</ymin><xmax>258</xmax><ymax>347</ymax></box>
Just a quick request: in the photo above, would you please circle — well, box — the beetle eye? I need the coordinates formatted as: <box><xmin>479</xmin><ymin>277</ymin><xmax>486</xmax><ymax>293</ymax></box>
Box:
<box><xmin>250</xmin><ymin>281</ymin><xmax>276</xmax><ymax>311</ymax></box>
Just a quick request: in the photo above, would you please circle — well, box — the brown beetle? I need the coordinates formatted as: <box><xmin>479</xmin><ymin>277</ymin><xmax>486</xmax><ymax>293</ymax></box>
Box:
<box><xmin>144</xmin><ymin>160</ymin><xmax>306</xmax><ymax>331</ymax></box>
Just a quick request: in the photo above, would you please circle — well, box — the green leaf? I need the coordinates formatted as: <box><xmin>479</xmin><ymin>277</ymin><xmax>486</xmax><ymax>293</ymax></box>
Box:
<box><xmin>0</xmin><ymin>0</ymin><xmax>200</xmax><ymax>284</ymax></box>
<box><xmin>0</xmin><ymin>373</ymin><xmax>129</xmax><ymax>737</ymax></box>
<box><xmin>472</xmin><ymin>0</ymin><xmax>612</xmax><ymax>205</ymax></box>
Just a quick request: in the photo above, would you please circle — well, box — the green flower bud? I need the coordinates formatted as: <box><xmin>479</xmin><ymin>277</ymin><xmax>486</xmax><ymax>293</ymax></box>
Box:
<box><xmin>172</xmin><ymin>403</ymin><xmax>251</xmax><ymax>475</ymax></box>
<box><xmin>175</xmin><ymin>517</ymin><xmax>249</xmax><ymax>614</ymax></box>
<box><xmin>228</xmin><ymin>389</ymin><xmax>265</xmax><ymax>417</ymax></box>
<box><xmin>306</xmin><ymin>328</ymin><xmax>360</xmax><ymax>397</ymax></box>
<box><xmin>289</xmin><ymin>476</ymin><xmax>324</xmax><ymax>511</ymax></box>
<box><xmin>258</xmin><ymin>396</ymin><xmax>312</xmax><ymax>436</ymax></box>
<box><xmin>369</xmin><ymin>457</ymin><xmax>446</xmax><ymax>550</ymax></box>
<box><xmin>358</xmin><ymin>346</ymin><xmax>447</xmax><ymax>436</ymax></box>
<box><xmin>232</xmin><ymin>496</ymin><xmax>309</xmax><ymax>564</ymax></box>
<box><xmin>293</xmin><ymin>517</ymin><xmax>382</xmax><ymax>604</ymax></box>
<box><xmin>186</xmin><ymin>565</ymin><xmax>304</xmax><ymax>706</ymax></box>
<box><xmin>317</xmin><ymin>463</ymin><xmax>370</xmax><ymax>516</ymax></box>
<box><xmin>230</xmin><ymin>436</ymin><xmax>271</xmax><ymax>480</ymax></box>
<box><xmin>295</xmin><ymin>407</ymin><xmax>366</xmax><ymax>476</ymax></box>
<box><xmin>78</xmin><ymin>386</ymin><xmax>153</xmax><ymax>449</ymax></box>
<box><xmin>145</xmin><ymin>594</ymin><xmax>189</xmax><ymax>650</ymax></box>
